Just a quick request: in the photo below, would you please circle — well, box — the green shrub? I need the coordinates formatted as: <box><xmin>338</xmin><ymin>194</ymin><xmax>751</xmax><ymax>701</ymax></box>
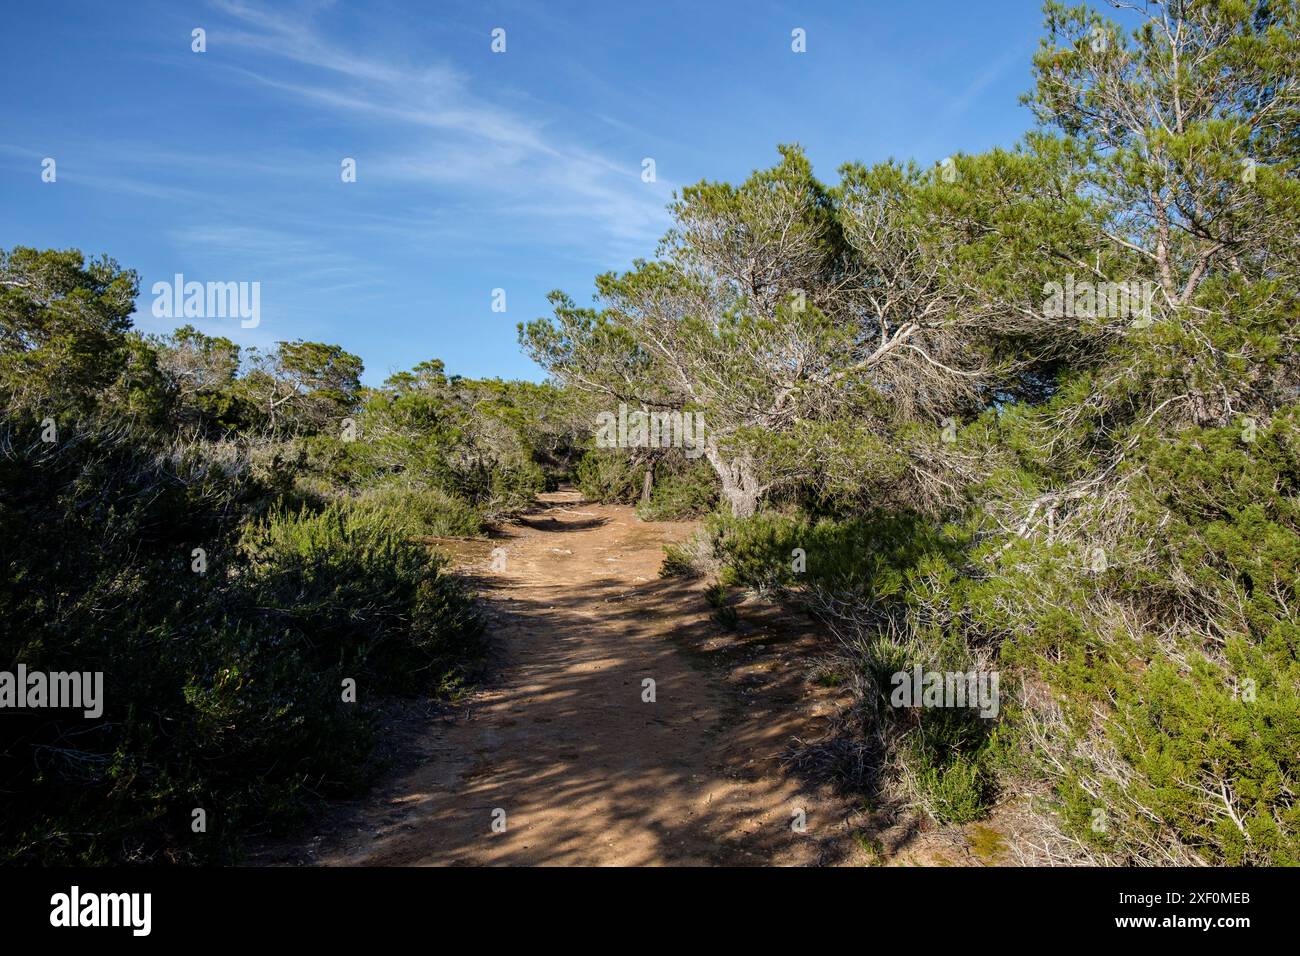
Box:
<box><xmin>238</xmin><ymin>502</ymin><xmax>483</xmax><ymax>693</ymax></box>
<box><xmin>709</xmin><ymin>509</ymin><xmax>961</xmax><ymax>595</ymax></box>
<box><xmin>355</xmin><ymin>484</ymin><xmax>484</xmax><ymax>538</ymax></box>
<box><xmin>484</xmin><ymin>458</ymin><xmax>546</xmax><ymax>518</ymax></box>
<box><xmin>660</xmin><ymin>541</ymin><xmax>703</xmax><ymax>578</ymax></box>
<box><xmin>911</xmin><ymin>752</ymin><xmax>995</xmax><ymax>825</ymax></box>
<box><xmin>574</xmin><ymin>448</ymin><xmax>643</xmax><ymax>502</ymax></box>
<box><xmin>1000</xmin><ymin>411</ymin><xmax>1300</xmax><ymax>865</ymax></box>
<box><xmin>635</xmin><ymin>458</ymin><xmax>719</xmax><ymax>520</ymax></box>
<box><xmin>0</xmin><ymin>419</ymin><xmax>481</xmax><ymax>864</ymax></box>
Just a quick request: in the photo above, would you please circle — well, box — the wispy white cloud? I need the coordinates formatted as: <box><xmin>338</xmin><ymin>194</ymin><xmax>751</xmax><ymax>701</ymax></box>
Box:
<box><xmin>166</xmin><ymin>223</ymin><xmax>380</xmax><ymax>283</ymax></box>
<box><xmin>940</xmin><ymin>44</ymin><xmax>1028</xmax><ymax>122</ymax></box>
<box><xmin>917</xmin><ymin>41</ymin><xmax>1032</xmax><ymax>159</ymax></box>
<box><xmin>208</xmin><ymin>0</ymin><xmax>673</xmax><ymax>257</ymax></box>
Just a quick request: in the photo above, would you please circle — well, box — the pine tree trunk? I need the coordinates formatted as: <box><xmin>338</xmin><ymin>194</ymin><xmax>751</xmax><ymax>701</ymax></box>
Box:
<box><xmin>704</xmin><ymin>442</ymin><xmax>761</xmax><ymax>518</ymax></box>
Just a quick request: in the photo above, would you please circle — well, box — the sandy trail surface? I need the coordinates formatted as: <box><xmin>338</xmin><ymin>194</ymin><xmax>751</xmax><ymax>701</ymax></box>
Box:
<box><xmin>258</xmin><ymin>491</ymin><xmax>865</xmax><ymax>866</ymax></box>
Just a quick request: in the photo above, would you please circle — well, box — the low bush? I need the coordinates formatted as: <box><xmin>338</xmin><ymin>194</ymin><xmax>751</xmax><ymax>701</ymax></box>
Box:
<box><xmin>578</xmin><ymin>449</ymin><xmax>719</xmax><ymax>520</ymax></box>
<box><xmin>0</xmin><ymin>419</ymin><xmax>481</xmax><ymax>864</ymax></box>
<box><xmin>574</xmin><ymin>448</ymin><xmax>643</xmax><ymax>502</ymax></box>
<box><xmin>635</xmin><ymin>458</ymin><xmax>719</xmax><ymax>520</ymax></box>
<box><xmin>354</xmin><ymin>483</ymin><xmax>485</xmax><ymax>538</ymax></box>
<box><xmin>237</xmin><ymin>502</ymin><xmax>483</xmax><ymax>694</ymax></box>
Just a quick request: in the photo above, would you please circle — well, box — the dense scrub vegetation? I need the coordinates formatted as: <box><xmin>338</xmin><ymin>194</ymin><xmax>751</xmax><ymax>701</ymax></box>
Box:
<box><xmin>0</xmin><ymin>248</ymin><xmax>590</xmax><ymax>863</ymax></box>
<box><xmin>528</xmin><ymin>0</ymin><xmax>1300</xmax><ymax>865</ymax></box>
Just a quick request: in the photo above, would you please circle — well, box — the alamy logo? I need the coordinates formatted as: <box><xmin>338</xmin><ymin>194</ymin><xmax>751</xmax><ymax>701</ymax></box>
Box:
<box><xmin>0</xmin><ymin>664</ymin><xmax>103</xmax><ymax>718</ymax></box>
<box><xmin>1042</xmin><ymin>274</ymin><xmax>1156</xmax><ymax>323</ymax></box>
<box><xmin>595</xmin><ymin>403</ymin><xmax>706</xmax><ymax>459</ymax></box>
<box><xmin>50</xmin><ymin>886</ymin><xmax>151</xmax><ymax>936</ymax></box>
<box><xmin>151</xmin><ymin>273</ymin><xmax>261</xmax><ymax>328</ymax></box>
<box><xmin>890</xmin><ymin>666</ymin><xmax>999</xmax><ymax>718</ymax></box>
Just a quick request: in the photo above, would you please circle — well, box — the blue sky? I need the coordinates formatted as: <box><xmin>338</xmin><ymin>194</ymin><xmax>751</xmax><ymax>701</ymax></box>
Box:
<box><xmin>0</xmin><ymin>0</ymin><xmax>1048</xmax><ymax>385</ymax></box>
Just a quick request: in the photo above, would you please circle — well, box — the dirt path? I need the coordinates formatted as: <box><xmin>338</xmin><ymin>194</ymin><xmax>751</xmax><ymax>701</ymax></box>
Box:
<box><xmin>263</xmin><ymin>491</ymin><xmax>866</xmax><ymax>866</ymax></box>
